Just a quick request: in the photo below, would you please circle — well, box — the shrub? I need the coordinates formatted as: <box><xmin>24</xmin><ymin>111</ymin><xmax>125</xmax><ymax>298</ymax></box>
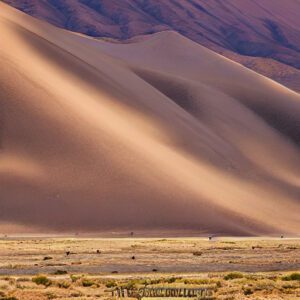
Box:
<box><xmin>70</xmin><ymin>275</ymin><xmax>81</xmax><ymax>282</ymax></box>
<box><xmin>106</xmin><ymin>281</ymin><xmax>117</xmax><ymax>288</ymax></box>
<box><xmin>70</xmin><ymin>292</ymin><xmax>82</xmax><ymax>298</ymax></box>
<box><xmin>45</xmin><ymin>292</ymin><xmax>56</xmax><ymax>300</ymax></box>
<box><xmin>57</xmin><ymin>281</ymin><xmax>70</xmax><ymax>289</ymax></box>
<box><xmin>165</xmin><ymin>277</ymin><xmax>176</xmax><ymax>284</ymax></box>
<box><xmin>244</xmin><ymin>288</ymin><xmax>253</xmax><ymax>295</ymax></box>
<box><xmin>224</xmin><ymin>272</ymin><xmax>244</xmax><ymax>280</ymax></box>
<box><xmin>16</xmin><ymin>278</ymin><xmax>30</xmax><ymax>282</ymax></box>
<box><xmin>81</xmin><ymin>279</ymin><xmax>95</xmax><ymax>287</ymax></box>
<box><xmin>53</xmin><ymin>270</ymin><xmax>68</xmax><ymax>275</ymax></box>
<box><xmin>32</xmin><ymin>275</ymin><xmax>52</xmax><ymax>287</ymax></box>
<box><xmin>43</xmin><ymin>256</ymin><xmax>53</xmax><ymax>261</ymax></box>
<box><xmin>282</xmin><ymin>273</ymin><xmax>300</xmax><ymax>281</ymax></box>
<box><xmin>122</xmin><ymin>281</ymin><xmax>136</xmax><ymax>290</ymax></box>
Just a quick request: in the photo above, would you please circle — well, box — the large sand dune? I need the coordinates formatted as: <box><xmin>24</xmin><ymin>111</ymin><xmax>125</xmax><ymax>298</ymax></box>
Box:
<box><xmin>0</xmin><ymin>3</ymin><xmax>299</xmax><ymax>235</ymax></box>
<box><xmin>4</xmin><ymin>0</ymin><xmax>300</xmax><ymax>92</ymax></box>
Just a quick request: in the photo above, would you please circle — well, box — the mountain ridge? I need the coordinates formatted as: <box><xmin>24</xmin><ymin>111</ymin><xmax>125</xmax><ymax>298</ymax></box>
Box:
<box><xmin>3</xmin><ymin>0</ymin><xmax>300</xmax><ymax>92</ymax></box>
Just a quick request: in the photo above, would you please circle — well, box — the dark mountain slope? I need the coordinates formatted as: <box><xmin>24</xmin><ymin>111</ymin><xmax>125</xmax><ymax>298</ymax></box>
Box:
<box><xmin>4</xmin><ymin>0</ymin><xmax>300</xmax><ymax>92</ymax></box>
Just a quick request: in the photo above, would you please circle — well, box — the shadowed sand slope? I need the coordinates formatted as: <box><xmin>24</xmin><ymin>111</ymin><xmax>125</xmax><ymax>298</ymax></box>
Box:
<box><xmin>0</xmin><ymin>3</ymin><xmax>299</xmax><ymax>235</ymax></box>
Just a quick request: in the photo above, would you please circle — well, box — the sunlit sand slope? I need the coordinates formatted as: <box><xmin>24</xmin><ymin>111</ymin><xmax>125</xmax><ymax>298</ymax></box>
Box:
<box><xmin>0</xmin><ymin>3</ymin><xmax>299</xmax><ymax>235</ymax></box>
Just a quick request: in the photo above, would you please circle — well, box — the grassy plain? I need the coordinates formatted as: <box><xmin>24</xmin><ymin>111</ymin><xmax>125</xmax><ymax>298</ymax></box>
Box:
<box><xmin>0</xmin><ymin>237</ymin><xmax>299</xmax><ymax>299</ymax></box>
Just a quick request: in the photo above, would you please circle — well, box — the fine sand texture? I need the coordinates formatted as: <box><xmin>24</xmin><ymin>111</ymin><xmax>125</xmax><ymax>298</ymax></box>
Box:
<box><xmin>0</xmin><ymin>3</ymin><xmax>300</xmax><ymax>235</ymax></box>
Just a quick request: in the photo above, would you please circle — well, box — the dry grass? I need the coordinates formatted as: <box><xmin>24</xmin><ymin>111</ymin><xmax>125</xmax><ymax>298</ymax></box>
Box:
<box><xmin>0</xmin><ymin>237</ymin><xmax>299</xmax><ymax>299</ymax></box>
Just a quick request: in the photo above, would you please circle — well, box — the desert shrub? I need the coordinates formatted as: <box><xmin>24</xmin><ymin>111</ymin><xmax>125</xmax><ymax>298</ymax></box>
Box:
<box><xmin>183</xmin><ymin>278</ymin><xmax>210</xmax><ymax>285</ymax></box>
<box><xmin>222</xmin><ymin>241</ymin><xmax>236</xmax><ymax>244</ymax></box>
<box><xmin>32</xmin><ymin>275</ymin><xmax>52</xmax><ymax>287</ymax></box>
<box><xmin>243</xmin><ymin>288</ymin><xmax>253</xmax><ymax>295</ymax></box>
<box><xmin>53</xmin><ymin>270</ymin><xmax>68</xmax><ymax>275</ymax></box>
<box><xmin>57</xmin><ymin>281</ymin><xmax>71</xmax><ymax>289</ymax></box>
<box><xmin>253</xmin><ymin>280</ymin><xmax>275</xmax><ymax>291</ymax></box>
<box><xmin>106</xmin><ymin>280</ymin><xmax>117</xmax><ymax>288</ymax></box>
<box><xmin>282</xmin><ymin>273</ymin><xmax>300</xmax><ymax>281</ymax></box>
<box><xmin>150</xmin><ymin>278</ymin><xmax>163</xmax><ymax>284</ymax></box>
<box><xmin>124</xmin><ymin>281</ymin><xmax>135</xmax><ymax>290</ymax></box>
<box><xmin>2</xmin><ymin>277</ymin><xmax>10</xmax><ymax>282</ymax></box>
<box><xmin>81</xmin><ymin>279</ymin><xmax>95</xmax><ymax>287</ymax></box>
<box><xmin>165</xmin><ymin>277</ymin><xmax>176</xmax><ymax>284</ymax></box>
<box><xmin>70</xmin><ymin>292</ymin><xmax>83</xmax><ymax>297</ymax></box>
<box><xmin>0</xmin><ymin>293</ymin><xmax>18</xmax><ymax>300</ymax></box>
<box><xmin>43</xmin><ymin>256</ymin><xmax>53</xmax><ymax>261</ymax></box>
<box><xmin>138</xmin><ymin>279</ymin><xmax>150</xmax><ymax>286</ymax></box>
<box><xmin>16</xmin><ymin>277</ymin><xmax>30</xmax><ymax>282</ymax></box>
<box><xmin>224</xmin><ymin>272</ymin><xmax>244</xmax><ymax>280</ymax></box>
<box><xmin>2</xmin><ymin>278</ymin><xmax>15</xmax><ymax>286</ymax></box>
<box><xmin>45</xmin><ymin>292</ymin><xmax>56</xmax><ymax>300</ymax></box>
<box><xmin>281</xmin><ymin>283</ymin><xmax>297</xmax><ymax>289</ymax></box>
<box><xmin>70</xmin><ymin>274</ymin><xmax>82</xmax><ymax>283</ymax></box>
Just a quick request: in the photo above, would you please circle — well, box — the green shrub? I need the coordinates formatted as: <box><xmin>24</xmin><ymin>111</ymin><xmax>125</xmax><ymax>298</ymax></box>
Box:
<box><xmin>224</xmin><ymin>272</ymin><xmax>244</xmax><ymax>280</ymax></box>
<box><xmin>81</xmin><ymin>279</ymin><xmax>95</xmax><ymax>287</ymax></box>
<box><xmin>106</xmin><ymin>280</ymin><xmax>117</xmax><ymax>288</ymax></box>
<box><xmin>32</xmin><ymin>275</ymin><xmax>52</xmax><ymax>287</ymax></box>
<box><xmin>282</xmin><ymin>273</ymin><xmax>300</xmax><ymax>281</ymax></box>
<box><xmin>70</xmin><ymin>275</ymin><xmax>81</xmax><ymax>282</ymax></box>
<box><xmin>121</xmin><ymin>281</ymin><xmax>136</xmax><ymax>290</ymax></box>
<box><xmin>165</xmin><ymin>277</ymin><xmax>176</xmax><ymax>284</ymax></box>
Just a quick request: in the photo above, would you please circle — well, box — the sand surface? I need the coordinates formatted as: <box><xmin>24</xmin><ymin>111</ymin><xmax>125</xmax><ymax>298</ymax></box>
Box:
<box><xmin>0</xmin><ymin>237</ymin><xmax>299</xmax><ymax>275</ymax></box>
<box><xmin>0</xmin><ymin>3</ymin><xmax>300</xmax><ymax>235</ymax></box>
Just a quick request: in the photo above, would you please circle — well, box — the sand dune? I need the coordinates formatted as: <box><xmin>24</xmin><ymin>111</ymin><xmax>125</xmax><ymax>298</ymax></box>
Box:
<box><xmin>4</xmin><ymin>0</ymin><xmax>300</xmax><ymax>92</ymax></box>
<box><xmin>0</xmin><ymin>3</ymin><xmax>299</xmax><ymax>235</ymax></box>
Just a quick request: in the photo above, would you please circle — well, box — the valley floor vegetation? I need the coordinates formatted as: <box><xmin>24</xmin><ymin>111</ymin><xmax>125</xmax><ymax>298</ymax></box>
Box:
<box><xmin>0</xmin><ymin>237</ymin><xmax>299</xmax><ymax>299</ymax></box>
<box><xmin>0</xmin><ymin>271</ymin><xmax>299</xmax><ymax>299</ymax></box>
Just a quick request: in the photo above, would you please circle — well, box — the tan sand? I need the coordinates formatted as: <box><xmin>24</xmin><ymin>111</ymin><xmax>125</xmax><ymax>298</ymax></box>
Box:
<box><xmin>0</xmin><ymin>3</ymin><xmax>299</xmax><ymax>235</ymax></box>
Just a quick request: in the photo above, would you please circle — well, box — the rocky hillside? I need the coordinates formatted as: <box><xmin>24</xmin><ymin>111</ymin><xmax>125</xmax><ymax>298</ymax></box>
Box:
<box><xmin>3</xmin><ymin>0</ymin><xmax>300</xmax><ymax>91</ymax></box>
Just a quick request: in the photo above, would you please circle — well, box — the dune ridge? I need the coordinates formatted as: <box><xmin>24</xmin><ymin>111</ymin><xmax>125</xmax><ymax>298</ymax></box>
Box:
<box><xmin>0</xmin><ymin>3</ymin><xmax>299</xmax><ymax>235</ymax></box>
<box><xmin>4</xmin><ymin>0</ymin><xmax>300</xmax><ymax>92</ymax></box>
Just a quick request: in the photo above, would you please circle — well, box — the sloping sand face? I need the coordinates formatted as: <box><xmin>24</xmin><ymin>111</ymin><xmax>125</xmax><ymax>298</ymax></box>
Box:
<box><xmin>0</xmin><ymin>3</ymin><xmax>299</xmax><ymax>235</ymax></box>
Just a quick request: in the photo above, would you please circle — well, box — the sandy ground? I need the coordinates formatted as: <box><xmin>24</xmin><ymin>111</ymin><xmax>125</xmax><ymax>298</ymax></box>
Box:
<box><xmin>0</xmin><ymin>237</ymin><xmax>299</xmax><ymax>299</ymax></box>
<box><xmin>0</xmin><ymin>237</ymin><xmax>299</xmax><ymax>275</ymax></box>
<box><xmin>0</xmin><ymin>2</ymin><xmax>300</xmax><ymax>235</ymax></box>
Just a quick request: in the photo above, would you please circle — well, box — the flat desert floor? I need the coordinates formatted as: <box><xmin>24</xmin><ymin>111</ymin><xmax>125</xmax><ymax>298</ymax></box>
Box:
<box><xmin>0</xmin><ymin>237</ymin><xmax>299</xmax><ymax>299</ymax></box>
